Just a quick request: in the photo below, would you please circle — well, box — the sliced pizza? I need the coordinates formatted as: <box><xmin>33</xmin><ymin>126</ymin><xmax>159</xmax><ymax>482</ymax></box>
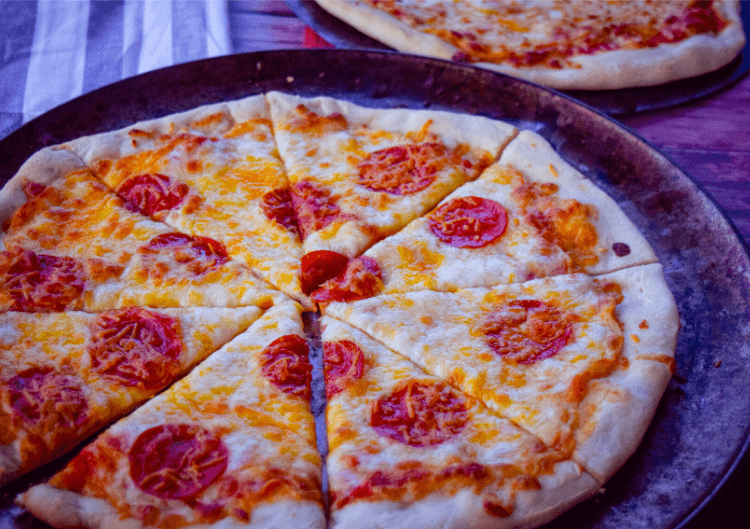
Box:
<box><xmin>321</xmin><ymin>316</ymin><xmax>599</xmax><ymax>529</ymax></box>
<box><xmin>64</xmin><ymin>95</ymin><xmax>309</xmax><ymax>306</ymax></box>
<box><xmin>314</xmin><ymin>0</ymin><xmax>745</xmax><ymax>90</ymax></box>
<box><xmin>0</xmin><ymin>150</ymin><xmax>278</xmax><ymax>311</ymax></box>
<box><xmin>17</xmin><ymin>299</ymin><xmax>325</xmax><ymax>529</ymax></box>
<box><xmin>266</xmin><ymin>91</ymin><xmax>516</xmax><ymax>293</ymax></box>
<box><xmin>324</xmin><ymin>264</ymin><xmax>678</xmax><ymax>482</ymax></box>
<box><xmin>312</xmin><ymin>130</ymin><xmax>657</xmax><ymax>301</ymax></box>
<box><xmin>0</xmin><ymin>305</ymin><xmax>262</xmax><ymax>486</ymax></box>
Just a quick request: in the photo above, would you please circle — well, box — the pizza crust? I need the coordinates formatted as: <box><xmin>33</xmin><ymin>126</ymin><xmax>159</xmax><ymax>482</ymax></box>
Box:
<box><xmin>18</xmin><ymin>485</ymin><xmax>326</xmax><ymax>529</ymax></box>
<box><xmin>572</xmin><ymin>264</ymin><xmax>679</xmax><ymax>482</ymax></box>
<box><xmin>330</xmin><ymin>461</ymin><xmax>599</xmax><ymax>529</ymax></box>
<box><xmin>315</xmin><ymin>0</ymin><xmax>745</xmax><ymax>90</ymax></box>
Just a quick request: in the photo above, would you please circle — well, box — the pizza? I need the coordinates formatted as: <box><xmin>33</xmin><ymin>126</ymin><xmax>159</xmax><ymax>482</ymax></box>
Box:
<box><xmin>313</xmin><ymin>0</ymin><xmax>746</xmax><ymax>90</ymax></box>
<box><xmin>0</xmin><ymin>306</ymin><xmax>262</xmax><ymax>487</ymax></box>
<box><xmin>0</xmin><ymin>91</ymin><xmax>680</xmax><ymax>529</ymax></box>
<box><xmin>18</xmin><ymin>299</ymin><xmax>325</xmax><ymax>529</ymax></box>
<box><xmin>312</xmin><ymin>130</ymin><xmax>658</xmax><ymax>301</ymax></box>
<box><xmin>321</xmin><ymin>316</ymin><xmax>600</xmax><ymax>528</ymax></box>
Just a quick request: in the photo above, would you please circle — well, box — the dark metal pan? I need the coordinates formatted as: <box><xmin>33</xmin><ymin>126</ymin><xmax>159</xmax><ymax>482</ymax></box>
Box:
<box><xmin>286</xmin><ymin>0</ymin><xmax>750</xmax><ymax>115</ymax></box>
<box><xmin>0</xmin><ymin>49</ymin><xmax>749</xmax><ymax>529</ymax></box>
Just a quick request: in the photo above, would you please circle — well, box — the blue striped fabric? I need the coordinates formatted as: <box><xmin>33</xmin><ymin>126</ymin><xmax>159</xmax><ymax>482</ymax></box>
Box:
<box><xmin>0</xmin><ymin>0</ymin><xmax>231</xmax><ymax>140</ymax></box>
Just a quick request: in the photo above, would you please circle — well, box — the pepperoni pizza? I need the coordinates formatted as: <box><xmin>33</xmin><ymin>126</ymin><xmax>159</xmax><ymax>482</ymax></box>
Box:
<box><xmin>19</xmin><ymin>300</ymin><xmax>325</xmax><ymax>529</ymax></box>
<box><xmin>313</xmin><ymin>0</ymin><xmax>746</xmax><ymax>90</ymax></box>
<box><xmin>0</xmin><ymin>92</ymin><xmax>680</xmax><ymax>529</ymax></box>
<box><xmin>0</xmin><ymin>305</ymin><xmax>261</xmax><ymax>486</ymax></box>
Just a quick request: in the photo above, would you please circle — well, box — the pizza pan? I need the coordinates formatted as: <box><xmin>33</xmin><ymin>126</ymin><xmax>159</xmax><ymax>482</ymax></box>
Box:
<box><xmin>0</xmin><ymin>49</ymin><xmax>749</xmax><ymax>529</ymax></box>
<box><xmin>286</xmin><ymin>0</ymin><xmax>750</xmax><ymax>115</ymax></box>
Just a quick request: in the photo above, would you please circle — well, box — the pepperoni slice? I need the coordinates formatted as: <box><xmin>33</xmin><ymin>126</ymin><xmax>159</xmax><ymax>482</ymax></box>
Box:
<box><xmin>428</xmin><ymin>197</ymin><xmax>508</xmax><ymax>248</ymax></box>
<box><xmin>371</xmin><ymin>380</ymin><xmax>468</xmax><ymax>447</ymax></box>
<box><xmin>22</xmin><ymin>180</ymin><xmax>46</xmax><ymax>199</ymax></box>
<box><xmin>129</xmin><ymin>423</ymin><xmax>228</xmax><ymax>499</ymax></box>
<box><xmin>310</xmin><ymin>256</ymin><xmax>383</xmax><ymax>304</ymax></box>
<box><xmin>139</xmin><ymin>232</ymin><xmax>229</xmax><ymax>275</ymax></box>
<box><xmin>290</xmin><ymin>181</ymin><xmax>340</xmax><ymax>240</ymax></box>
<box><xmin>1</xmin><ymin>250</ymin><xmax>85</xmax><ymax>312</ymax></box>
<box><xmin>259</xmin><ymin>335</ymin><xmax>312</xmax><ymax>400</ymax></box>
<box><xmin>88</xmin><ymin>307</ymin><xmax>183</xmax><ymax>390</ymax></box>
<box><xmin>323</xmin><ymin>340</ymin><xmax>365</xmax><ymax>398</ymax></box>
<box><xmin>260</xmin><ymin>188</ymin><xmax>300</xmax><ymax>237</ymax></box>
<box><xmin>481</xmin><ymin>300</ymin><xmax>577</xmax><ymax>364</ymax></box>
<box><xmin>300</xmin><ymin>250</ymin><xmax>349</xmax><ymax>296</ymax></box>
<box><xmin>8</xmin><ymin>367</ymin><xmax>88</xmax><ymax>431</ymax></box>
<box><xmin>358</xmin><ymin>143</ymin><xmax>447</xmax><ymax>195</ymax></box>
<box><xmin>116</xmin><ymin>173</ymin><xmax>189</xmax><ymax>217</ymax></box>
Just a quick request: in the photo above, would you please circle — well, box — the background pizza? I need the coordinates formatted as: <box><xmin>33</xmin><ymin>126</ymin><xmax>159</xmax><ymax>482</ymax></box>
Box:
<box><xmin>313</xmin><ymin>0</ymin><xmax>746</xmax><ymax>90</ymax></box>
<box><xmin>0</xmin><ymin>88</ymin><xmax>676</xmax><ymax>526</ymax></box>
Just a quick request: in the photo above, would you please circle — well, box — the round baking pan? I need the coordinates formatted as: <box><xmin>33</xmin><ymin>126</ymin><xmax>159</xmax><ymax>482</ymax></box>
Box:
<box><xmin>286</xmin><ymin>0</ymin><xmax>750</xmax><ymax>115</ymax></box>
<box><xmin>0</xmin><ymin>50</ymin><xmax>749</xmax><ymax>529</ymax></box>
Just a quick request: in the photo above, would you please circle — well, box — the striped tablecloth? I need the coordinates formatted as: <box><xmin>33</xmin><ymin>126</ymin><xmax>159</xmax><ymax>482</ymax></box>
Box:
<box><xmin>0</xmin><ymin>0</ymin><xmax>235</xmax><ymax>139</ymax></box>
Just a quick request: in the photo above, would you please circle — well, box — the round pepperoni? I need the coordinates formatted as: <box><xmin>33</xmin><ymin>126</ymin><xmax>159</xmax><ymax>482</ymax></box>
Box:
<box><xmin>372</xmin><ymin>380</ymin><xmax>468</xmax><ymax>447</ymax></box>
<box><xmin>1</xmin><ymin>250</ymin><xmax>85</xmax><ymax>312</ymax></box>
<box><xmin>260</xmin><ymin>188</ymin><xmax>300</xmax><ymax>237</ymax></box>
<box><xmin>139</xmin><ymin>232</ymin><xmax>229</xmax><ymax>275</ymax></box>
<box><xmin>300</xmin><ymin>250</ymin><xmax>349</xmax><ymax>296</ymax></box>
<box><xmin>428</xmin><ymin>197</ymin><xmax>508</xmax><ymax>248</ymax></box>
<box><xmin>129</xmin><ymin>423</ymin><xmax>228</xmax><ymax>499</ymax></box>
<box><xmin>358</xmin><ymin>143</ymin><xmax>447</xmax><ymax>195</ymax></box>
<box><xmin>290</xmin><ymin>181</ymin><xmax>340</xmax><ymax>240</ymax></box>
<box><xmin>310</xmin><ymin>256</ymin><xmax>383</xmax><ymax>304</ymax></box>
<box><xmin>259</xmin><ymin>335</ymin><xmax>312</xmax><ymax>400</ymax></box>
<box><xmin>88</xmin><ymin>307</ymin><xmax>183</xmax><ymax>390</ymax></box>
<box><xmin>8</xmin><ymin>367</ymin><xmax>88</xmax><ymax>431</ymax></box>
<box><xmin>116</xmin><ymin>173</ymin><xmax>189</xmax><ymax>217</ymax></box>
<box><xmin>482</xmin><ymin>300</ymin><xmax>575</xmax><ymax>364</ymax></box>
<box><xmin>323</xmin><ymin>340</ymin><xmax>365</xmax><ymax>398</ymax></box>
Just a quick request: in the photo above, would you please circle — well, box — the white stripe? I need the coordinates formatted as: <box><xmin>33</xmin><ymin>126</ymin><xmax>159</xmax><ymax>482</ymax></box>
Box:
<box><xmin>139</xmin><ymin>0</ymin><xmax>174</xmax><ymax>74</ymax></box>
<box><xmin>22</xmin><ymin>0</ymin><xmax>90</xmax><ymax>122</ymax></box>
<box><xmin>122</xmin><ymin>0</ymin><xmax>142</xmax><ymax>79</ymax></box>
<box><xmin>205</xmin><ymin>0</ymin><xmax>231</xmax><ymax>57</ymax></box>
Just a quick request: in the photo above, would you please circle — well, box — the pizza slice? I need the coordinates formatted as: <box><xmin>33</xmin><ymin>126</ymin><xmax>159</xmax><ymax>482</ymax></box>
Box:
<box><xmin>64</xmin><ymin>95</ymin><xmax>309</xmax><ymax>306</ymax></box>
<box><xmin>17</xmin><ymin>300</ymin><xmax>325</xmax><ymax>529</ymax></box>
<box><xmin>324</xmin><ymin>264</ymin><xmax>678</xmax><ymax>482</ymax></box>
<box><xmin>0</xmin><ymin>305</ymin><xmax>262</xmax><ymax>486</ymax></box>
<box><xmin>321</xmin><ymin>316</ymin><xmax>599</xmax><ymax>529</ymax></box>
<box><xmin>311</xmin><ymin>130</ymin><xmax>657</xmax><ymax>301</ymax></box>
<box><xmin>266</xmin><ymin>91</ymin><xmax>516</xmax><ymax>293</ymax></box>
<box><xmin>0</xmin><ymin>149</ymin><xmax>278</xmax><ymax>311</ymax></box>
<box><xmin>314</xmin><ymin>0</ymin><xmax>745</xmax><ymax>90</ymax></box>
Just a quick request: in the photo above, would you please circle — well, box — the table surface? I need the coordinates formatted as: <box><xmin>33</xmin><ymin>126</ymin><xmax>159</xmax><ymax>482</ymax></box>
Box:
<box><xmin>2</xmin><ymin>1</ymin><xmax>750</xmax><ymax>528</ymax></box>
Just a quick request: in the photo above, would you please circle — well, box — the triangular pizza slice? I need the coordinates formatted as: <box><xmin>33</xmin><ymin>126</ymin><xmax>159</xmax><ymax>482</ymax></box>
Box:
<box><xmin>0</xmin><ymin>305</ymin><xmax>262</xmax><ymax>486</ymax></box>
<box><xmin>325</xmin><ymin>264</ymin><xmax>678</xmax><ymax>482</ymax></box>
<box><xmin>0</xmin><ymin>149</ymin><xmax>278</xmax><ymax>311</ymax></box>
<box><xmin>312</xmin><ymin>130</ymin><xmax>657</xmax><ymax>302</ymax></box>
<box><xmin>64</xmin><ymin>95</ymin><xmax>309</xmax><ymax>306</ymax></box>
<box><xmin>17</xmin><ymin>299</ymin><xmax>325</xmax><ymax>529</ymax></box>
<box><xmin>267</xmin><ymin>91</ymin><xmax>516</xmax><ymax>295</ymax></box>
<box><xmin>321</xmin><ymin>316</ymin><xmax>599</xmax><ymax>529</ymax></box>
